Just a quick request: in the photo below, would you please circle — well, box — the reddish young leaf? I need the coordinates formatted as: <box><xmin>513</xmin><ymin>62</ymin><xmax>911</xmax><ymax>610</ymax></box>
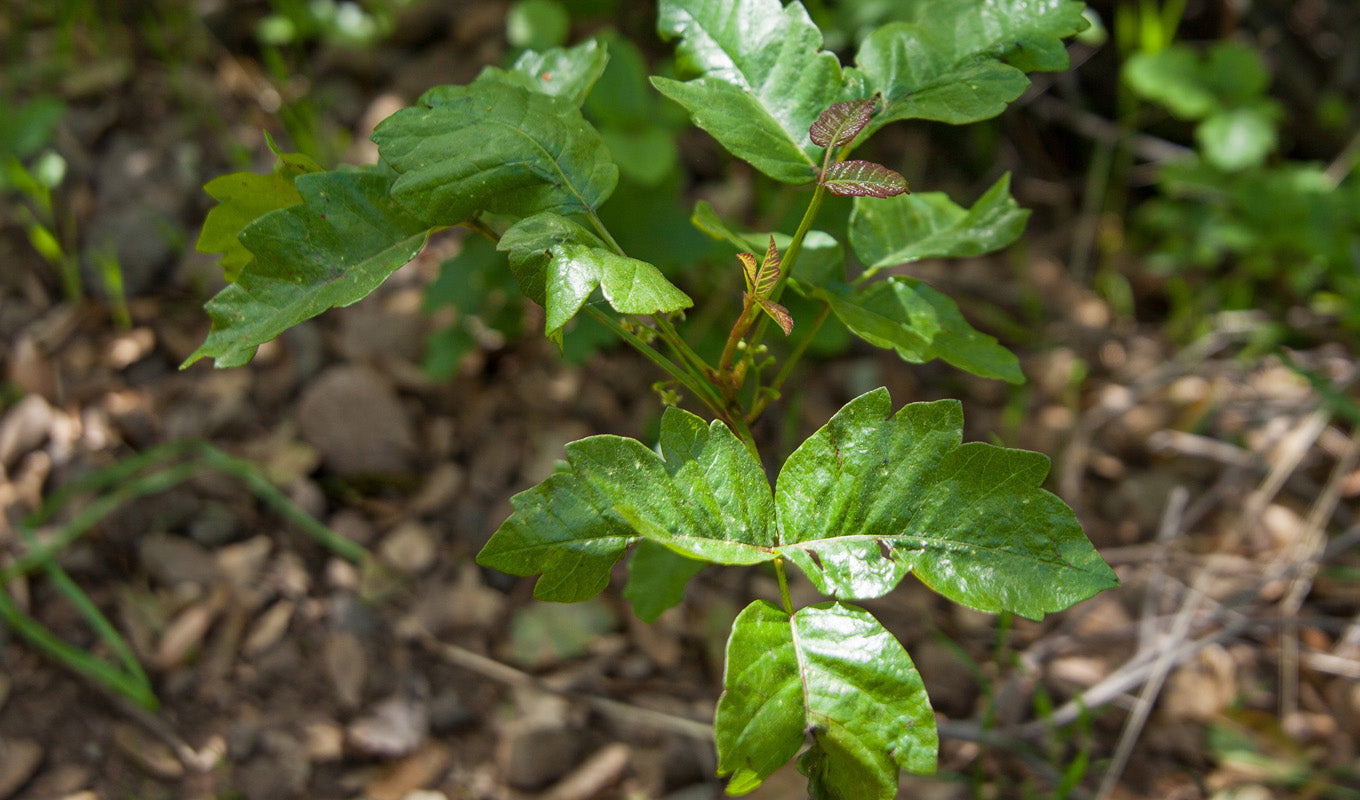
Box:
<box><xmin>756</xmin><ymin>297</ymin><xmax>794</xmax><ymax>335</ymax></box>
<box><xmin>809</xmin><ymin>94</ymin><xmax>879</xmax><ymax>148</ymax></box>
<box><xmin>739</xmin><ymin>237</ymin><xmax>783</xmax><ymax>299</ymax></box>
<box><xmin>737</xmin><ymin>251</ymin><xmax>759</xmax><ymax>292</ymax></box>
<box><xmin>819</xmin><ymin>160</ymin><xmax>910</xmax><ymax>198</ymax></box>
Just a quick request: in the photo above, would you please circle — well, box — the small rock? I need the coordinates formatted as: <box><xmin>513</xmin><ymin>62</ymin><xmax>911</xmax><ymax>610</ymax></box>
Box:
<box><xmin>410</xmin><ymin>462</ymin><xmax>463</xmax><ymax>516</ymax></box>
<box><xmin>154</xmin><ymin>595</ymin><xmax>224</xmax><ymax>669</ymax></box>
<box><xmin>329</xmin><ymin>509</ymin><xmax>377</xmax><ymax>546</ymax></box>
<box><xmin>323</xmin><ymin>630</ymin><xmax>368</xmax><ymax>710</ymax></box>
<box><xmin>363</xmin><ymin>742</ymin><xmax>451</xmax><ymax>800</ymax></box>
<box><xmin>111</xmin><ymin>723</ymin><xmax>183</xmax><ymax>780</ymax></box>
<box><xmin>347</xmin><ymin>694</ymin><xmax>430</xmax><ymax>758</ymax></box>
<box><xmin>138</xmin><ymin>532</ymin><xmax>220</xmax><ymax>588</ymax></box>
<box><xmin>243</xmin><ymin>600</ymin><xmax>296</xmax><ymax>657</ymax></box>
<box><xmin>295</xmin><ymin>366</ymin><xmax>416</xmax><ymax>477</ymax></box>
<box><xmin>379</xmin><ymin>522</ymin><xmax>438</xmax><ymax>575</ymax></box>
<box><xmin>187</xmin><ymin>501</ymin><xmax>241</xmax><ymax>547</ymax></box>
<box><xmin>542</xmin><ymin>742</ymin><xmax>630</xmax><ymax>800</ymax></box>
<box><xmin>217</xmin><ymin>536</ymin><xmax>274</xmax><ymax>598</ymax></box>
<box><xmin>0</xmin><ymin>394</ymin><xmax>54</xmax><ymax>468</ymax></box>
<box><xmin>236</xmin><ymin>731</ymin><xmax>310</xmax><ymax>800</ymax></box>
<box><xmin>15</xmin><ymin>763</ymin><xmax>90</xmax><ymax>799</ymax></box>
<box><xmin>499</xmin><ymin>695</ymin><xmax>578</xmax><ymax>790</ymax></box>
<box><xmin>0</xmin><ymin>738</ymin><xmax>43</xmax><ymax>800</ymax></box>
<box><xmin>302</xmin><ymin>721</ymin><xmax>345</xmax><ymax>762</ymax></box>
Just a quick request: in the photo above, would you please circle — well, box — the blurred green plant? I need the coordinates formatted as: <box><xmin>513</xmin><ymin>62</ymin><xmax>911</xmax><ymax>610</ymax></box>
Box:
<box><xmin>0</xmin><ymin>440</ymin><xmax>367</xmax><ymax>710</ymax></box>
<box><xmin>1122</xmin><ymin>36</ymin><xmax>1360</xmax><ymax>342</ymax></box>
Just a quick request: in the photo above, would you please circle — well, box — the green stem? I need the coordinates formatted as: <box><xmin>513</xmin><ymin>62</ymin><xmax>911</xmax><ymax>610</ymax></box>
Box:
<box><xmin>748</xmin><ymin>181</ymin><xmax>827</xmax><ymax>356</ymax></box>
<box><xmin>585</xmin><ymin>306</ymin><xmax>726</xmax><ymax>419</ymax></box>
<box><xmin>775</xmin><ymin>558</ymin><xmax>795</xmax><ymax>616</ymax></box>
<box><xmin>750</xmin><ymin>301</ymin><xmax>831</xmax><ymax>422</ymax></box>
<box><xmin>653</xmin><ymin>313</ymin><xmax>715</xmax><ymax>380</ymax></box>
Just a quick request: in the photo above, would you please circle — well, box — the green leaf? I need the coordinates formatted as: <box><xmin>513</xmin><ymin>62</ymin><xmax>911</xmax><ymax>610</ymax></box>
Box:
<box><xmin>624</xmin><ymin>539</ymin><xmax>706</xmax><ymax>622</ymax></box>
<box><xmin>487</xmin><ymin>38</ymin><xmax>611</xmax><ymax>106</ymax></box>
<box><xmin>371</xmin><ymin>76</ymin><xmax>618</xmax><ymax>227</ymax></box>
<box><xmin>849</xmin><ymin>173</ymin><xmax>1029</xmax><ymax>275</ymax></box>
<box><xmin>1124</xmin><ymin>42</ymin><xmax>1272</xmax><ymax>121</ymax></box>
<box><xmin>506</xmin><ymin>0</ymin><xmax>571</xmax><ymax>51</ymax></box>
<box><xmin>774</xmin><ymin>389</ymin><xmax>1118</xmax><ymax>617</ymax></box>
<box><xmin>797</xmin><ymin>277</ymin><xmax>1022</xmax><ymax>383</ymax></box>
<box><xmin>196</xmin><ymin>141</ymin><xmax>325</xmax><ymax>282</ymax></box>
<box><xmin>856</xmin><ymin>0</ymin><xmax>1087</xmax><ymax>132</ymax></box>
<box><xmin>183</xmin><ymin>169</ymin><xmax>430</xmax><ymax>368</ymax></box>
<box><xmin>476</xmin><ymin>406</ymin><xmax>778</xmax><ymax>600</ymax></box>
<box><xmin>652</xmin><ymin>0</ymin><xmax>865</xmax><ymax>183</ymax></box>
<box><xmin>716</xmin><ymin>600</ymin><xmax>937</xmax><ymax>799</ymax></box>
<box><xmin>819</xmin><ymin>160</ymin><xmax>909</xmax><ymax>198</ymax></box>
<box><xmin>1196</xmin><ymin>105</ymin><xmax>1279</xmax><ymax>171</ymax></box>
<box><xmin>499</xmin><ymin>212</ymin><xmax>691</xmax><ymax>337</ymax></box>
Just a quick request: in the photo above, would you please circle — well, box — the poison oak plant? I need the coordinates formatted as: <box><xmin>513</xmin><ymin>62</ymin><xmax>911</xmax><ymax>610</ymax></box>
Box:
<box><xmin>189</xmin><ymin>1</ymin><xmax>1117</xmax><ymax>797</ymax></box>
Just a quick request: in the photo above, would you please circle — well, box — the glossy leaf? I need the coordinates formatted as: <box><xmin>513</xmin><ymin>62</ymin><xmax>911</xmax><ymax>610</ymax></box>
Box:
<box><xmin>796</xmin><ymin>277</ymin><xmax>1023</xmax><ymax>383</ymax></box>
<box><xmin>499</xmin><ymin>212</ymin><xmax>692</xmax><ymax>337</ymax></box>
<box><xmin>716</xmin><ymin>600</ymin><xmax>936</xmax><ymax>798</ymax></box>
<box><xmin>819</xmin><ymin>160</ymin><xmax>909</xmax><ymax>198</ymax></box>
<box><xmin>652</xmin><ymin>0</ymin><xmax>866</xmax><ymax>183</ymax></box>
<box><xmin>849</xmin><ymin>173</ymin><xmax>1029</xmax><ymax>275</ymax></box>
<box><xmin>809</xmin><ymin>95</ymin><xmax>879</xmax><ymax>148</ymax></box>
<box><xmin>476</xmin><ymin>406</ymin><xmax>779</xmax><ymax>601</ymax></box>
<box><xmin>371</xmin><ymin>76</ymin><xmax>618</xmax><ymax>226</ymax></box>
<box><xmin>855</xmin><ymin>0</ymin><xmax>1088</xmax><ymax>134</ymax></box>
<box><xmin>774</xmin><ymin>389</ymin><xmax>1119</xmax><ymax>617</ymax></box>
<box><xmin>196</xmin><ymin>141</ymin><xmax>323</xmax><ymax>282</ymax></box>
<box><xmin>184</xmin><ymin>169</ymin><xmax>430</xmax><ymax>368</ymax></box>
<box><xmin>484</xmin><ymin>38</ymin><xmax>611</xmax><ymax>106</ymax></box>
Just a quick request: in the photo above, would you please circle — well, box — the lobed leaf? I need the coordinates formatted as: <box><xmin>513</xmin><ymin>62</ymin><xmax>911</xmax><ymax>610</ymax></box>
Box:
<box><xmin>716</xmin><ymin>600</ymin><xmax>937</xmax><ymax>799</ymax></box>
<box><xmin>773</xmin><ymin>389</ymin><xmax>1119</xmax><ymax>617</ymax></box>
<box><xmin>476</xmin><ymin>406</ymin><xmax>779</xmax><ymax>601</ymax></box>
<box><xmin>196</xmin><ymin>141</ymin><xmax>324</xmax><ymax>282</ymax></box>
<box><xmin>493</xmin><ymin>38</ymin><xmax>611</xmax><ymax>106</ymax></box>
<box><xmin>809</xmin><ymin>94</ymin><xmax>879</xmax><ymax>148</ymax></box>
<box><xmin>371</xmin><ymin>76</ymin><xmax>618</xmax><ymax>227</ymax></box>
<box><xmin>184</xmin><ymin>168</ymin><xmax>430</xmax><ymax>368</ymax></box>
<box><xmin>499</xmin><ymin>212</ymin><xmax>692</xmax><ymax>337</ymax></box>
<box><xmin>794</xmin><ymin>277</ymin><xmax>1023</xmax><ymax>383</ymax></box>
<box><xmin>819</xmin><ymin>160</ymin><xmax>909</xmax><ymax>198</ymax></box>
<box><xmin>849</xmin><ymin>173</ymin><xmax>1029</xmax><ymax>276</ymax></box>
<box><xmin>855</xmin><ymin>0</ymin><xmax>1088</xmax><ymax>134</ymax></box>
<box><xmin>652</xmin><ymin>0</ymin><xmax>866</xmax><ymax>183</ymax></box>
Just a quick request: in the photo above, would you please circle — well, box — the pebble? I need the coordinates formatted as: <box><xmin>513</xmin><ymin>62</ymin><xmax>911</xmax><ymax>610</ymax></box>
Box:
<box><xmin>499</xmin><ymin>694</ymin><xmax>578</xmax><ymax>791</ymax></box>
<box><xmin>0</xmin><ymin>394</ymin><xmax>54</xmax><ymax>468</ymax></box>
<box><xmin>243</xmin><ymin>600</ymin><xmax>296</xmax><ymax>656</ymax></box>
<box><xmin>0</xmin><ymin>738</ymin><xmax>43</xmax><ymax>800</ymax></box>
<box><xmin>323</xmin><ymin>630</ymin><xmax>368</xmax><ymax>710</ymax></box>
<box><xmin>379</xmin><ymin>521</ymin><xmax>438</xmax><ymax>575</ymax></box>
<box><xmin>111</xmin><ymin>723</ymin><xmax>183</xmax><ymax>780</ymax></box>
<box><xmin>295</xmin><ymin>366</ymin><xmax>416</xmax><ymax>477</ymax></box>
